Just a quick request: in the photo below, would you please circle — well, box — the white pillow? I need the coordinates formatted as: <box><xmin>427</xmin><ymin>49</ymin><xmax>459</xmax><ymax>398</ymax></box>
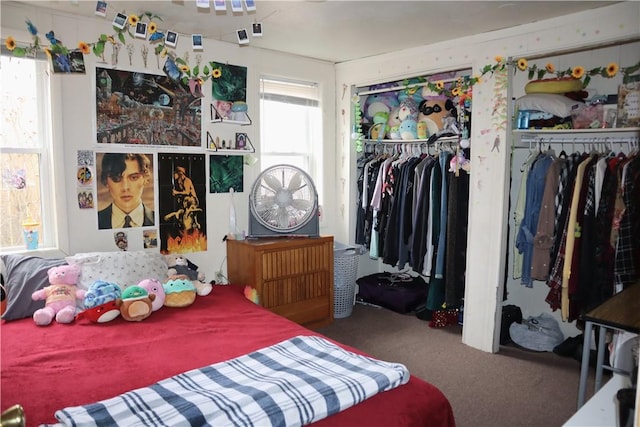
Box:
<box><xmin>516</xmin><ymin>93</ymin><xmax>584</xmax><ymax>118</ymax></box>
<box><xmin>66</xmin><ymin>250</ymin><xmax>167</xmax><ymax>289</ymax></box>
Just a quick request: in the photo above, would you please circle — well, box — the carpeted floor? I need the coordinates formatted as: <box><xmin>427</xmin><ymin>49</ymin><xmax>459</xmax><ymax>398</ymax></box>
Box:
<box><xmin>317</xmin><ymin>302</ymin><xmax>600</xmax><ymax>427</ymax></box>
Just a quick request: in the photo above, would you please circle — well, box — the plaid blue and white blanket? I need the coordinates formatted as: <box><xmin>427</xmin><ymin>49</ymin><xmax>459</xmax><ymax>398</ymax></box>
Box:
<box><xmin>54</xmin><ymin>335</ymin><xmax>410</xmax><ymax>427</ymax></box>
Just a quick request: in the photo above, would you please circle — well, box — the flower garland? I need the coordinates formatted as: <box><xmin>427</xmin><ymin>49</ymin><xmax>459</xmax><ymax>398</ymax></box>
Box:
<box><xmin>512</xmin><ymin>57</ymin><xmax>640</xmax><ymax>87</ymax></box>
<box><xmin>4</xmin><ymin>14</ymin><xmax>218</xmax><ymax>86</ymax></box>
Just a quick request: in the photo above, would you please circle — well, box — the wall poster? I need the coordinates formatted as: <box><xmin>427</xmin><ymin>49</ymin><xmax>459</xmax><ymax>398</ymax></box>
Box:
<box><xmin>95</xmin><ymin>66</ymin><xmax>201</xmax><ymax>146</ymax></box>
<box><xmin>95</xmin><ymin>152</ymin><xmax>155</xmax><ymax>230</ymax></box>
<box><xmin>209</xmin><ymin>155</ymin><xmax>243</xmax><ymax>193</ymax></box>
<box><xmin>210</xmin><ymin>62</ymin><xmax>248</xmax><ymax>122</ymax></box>
<box><xmin>158</xmin><ymin>153</ymin><xmax>207</xmax><ymax>254</ymax></box>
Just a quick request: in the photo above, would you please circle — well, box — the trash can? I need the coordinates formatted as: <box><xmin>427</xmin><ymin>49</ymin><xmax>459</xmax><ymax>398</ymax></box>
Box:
<box><xmin>334</xmin><ymin>243</ymin><xmax>359</xmax><ymax>319</ymax></box>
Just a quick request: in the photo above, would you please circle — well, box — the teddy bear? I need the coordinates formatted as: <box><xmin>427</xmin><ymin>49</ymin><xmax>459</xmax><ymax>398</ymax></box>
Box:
<box><xmin>31</xmin><ymin>264</ymin><xmax>84</xmax><ymax>326</ymax></box>
<box><xmin>164</xmin><ymin>254</ymin><xmax>212</xmax><ymax>297</ymax></box>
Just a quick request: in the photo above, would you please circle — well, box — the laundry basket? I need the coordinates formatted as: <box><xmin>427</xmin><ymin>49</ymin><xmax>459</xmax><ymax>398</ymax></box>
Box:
<box><xmin>334</xmin><ymin>245</ymin><xmax>359</xmax><ymax>319</ymax></box>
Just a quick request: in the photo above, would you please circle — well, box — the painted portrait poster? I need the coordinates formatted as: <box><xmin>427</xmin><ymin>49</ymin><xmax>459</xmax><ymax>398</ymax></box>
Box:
<box><xmin>158</xmin><ymin>153</ymin><xmax>207</xmax><ymax>254</ymax></box>
<box><xmin>95</xmin><ymin>67</ymin><xmax>201</xmax><ymax>146</ymax></box>
<box><xmin>210</xmin><ymin>155</ymin><xmax>243</xmax><ymax>193</ymax></box>
<box><xmin>95</xmin><ymin>152</ymin><xmax>155</xmax><ymax>230</ymax></box>
<box><xmin>210</xmin><ymin>62</ymin><xmax>248</xmax><ymax>122</ymax></box>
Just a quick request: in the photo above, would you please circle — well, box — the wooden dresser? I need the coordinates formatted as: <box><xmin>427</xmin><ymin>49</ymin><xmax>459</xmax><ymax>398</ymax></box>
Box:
<box><xmin>226</xmin><ymin>236</ymin><xmax>334</xmax><ymax>329</ymax></box>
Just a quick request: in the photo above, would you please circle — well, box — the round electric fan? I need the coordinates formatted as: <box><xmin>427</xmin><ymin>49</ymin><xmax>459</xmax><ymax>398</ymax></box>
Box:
<box><xmin>249</xmin><ymin>164</ymin><xmax>319</xmax><ymax>237</ymax></box>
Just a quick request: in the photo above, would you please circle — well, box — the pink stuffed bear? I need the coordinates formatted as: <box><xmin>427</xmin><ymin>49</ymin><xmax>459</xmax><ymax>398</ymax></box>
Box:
<box><xmin>31</xmin><ymin>264</ymin><xmax>84</xmax><ymax>326</ymax></box>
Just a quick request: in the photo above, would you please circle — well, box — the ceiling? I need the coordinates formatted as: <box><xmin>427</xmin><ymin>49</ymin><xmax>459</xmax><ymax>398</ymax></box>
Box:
<box><xmin>9</xmin><ymin>0</ymin><xmax>621</xmax><ymax>63</ymax></box>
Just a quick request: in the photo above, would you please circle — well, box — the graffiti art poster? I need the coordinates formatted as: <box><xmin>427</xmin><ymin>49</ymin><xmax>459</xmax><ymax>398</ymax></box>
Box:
<box><xmin>95</xmin><ymin>66</ymin><xmax>201</xmax><ymax>146</ymax></box>
<box><xmin>158</xmin><ymin>153</ymin><xmax>207</xmax><ymax>254</ymax></box>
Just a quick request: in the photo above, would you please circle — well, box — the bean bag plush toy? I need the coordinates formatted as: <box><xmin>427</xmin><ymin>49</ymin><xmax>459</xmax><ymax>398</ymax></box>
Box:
<box><xmin>418</xmin><ymin>96</ymin><xmax>457</xmax><ymax>135</ymax></box>
<box><xmin>163</xmin><ymin>278</ymin><xmax>197</xmax><ymax>308</ymax></box>
<box><xmin>31</xmin><ymin>264</ymin><xmax>84</xmax><ymax>326</ymax></box>
<box><xmin>119</xmin><ymin>285</ymin><xmax>155</xmax><ymax>322</ymax></box>
<box><xmin>164</xmin><ymin>254</ymin><xmax>212</xmax><ymax>297</ymax></box>
<box><xmin>76</xmin><ymin>280</ymin><xmax>122</xmax><ymax>323</ymax></box>
<box><xmin>137</xmin><ymin>278</ymin><xmax>165</xmax><ymax>311</ymax></box>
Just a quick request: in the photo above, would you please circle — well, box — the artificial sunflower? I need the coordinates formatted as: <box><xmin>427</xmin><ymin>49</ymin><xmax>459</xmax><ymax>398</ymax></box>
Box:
<box><xmin>77</xmin><ymin>41</ymin><xmax>90</xmax><ymax>54</ymax></box>
<box><xmin>43</xmin><ymin>47</ymin><xmax>52</xmax><ymax>58</ymax></box>
<box><xmin>212</xmin><ymin>68</ymin><xmax>222</xmax><ymax>78</ymax></box>
<box><xmin>148</xmin><ymin>22</ymin><xmax>157</xmax><ymax>34</ymax></box>
<box><xmin>517</xmin><ymin>58</ymin><xmax>528</xmax><ymax>71</ymax></box>
<box><xmin>495</xmin><ymin>55</ymin><xmax>504</xmax><ymax>63</ymax></box>
<box><xmin>571</xmin><ymin>66</ymin><xmax>585</xmax><ymax>79</ymax></box>
<box><xmin>545</xmin><ymin>63</ymin><xmax>555</xmax><ymax>73</ymax></box>
<box><xmin>107</xmin><ymin>35</ymin><xmax>116</xmax><ymax>44</ymax></box>
<box><xmin>5</xmin><ymin>36</ymin><xmax>16</xmax><ymax>51</ymax></box>
<box><xmin>435</xmin><ymin>81</ymin><xmax>444</xmax><ymax>90</ymax></box>
<box><xmin>606</xmin><ymin>62</ymin><xmax>619</xmax><ymax>77</ymax></box>
<box><xmin>128</xmin><ymin>14</ymin><xmax>139</xmax><ymax>26</ymax></box>
<box><xmin>179</xmin><ymin>64</ymin><xmax>190</xmax><ymax>73</ymax></box>
<box><xmin>452</xmin><ymin>87</ymin><xmax>462</xmax><ymax>97</ymax></box>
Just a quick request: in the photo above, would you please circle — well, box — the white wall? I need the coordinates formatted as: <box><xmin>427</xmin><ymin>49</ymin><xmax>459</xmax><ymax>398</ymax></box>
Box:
<box><xmin>1</xmin><ymin>2</ymin><xmax>336</xmax><ymax>280</ymax></box>
<box><xmin>335</xmin><ymin>2</ymin><xmax>640</xmax><ymax>352</ymax></box>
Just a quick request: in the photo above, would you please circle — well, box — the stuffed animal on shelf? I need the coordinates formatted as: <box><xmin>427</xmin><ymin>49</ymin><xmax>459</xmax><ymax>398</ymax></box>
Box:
<box><xmin>164</xmin><ymin>254</ymin><xmax>212</xmax><ymax>296</ymax></box>
<box><xmin>119</xmin><ymin>285</ymin><xmax>155</xmax><ymax>321</ymax></box>
<box><xmin>31</xmin><ymin>264</ymin><xmax>84</xmax><ymax>326</ymax></box>
<box><xmin>137</xmin><ymin>278</ymin><xmax>165</xmax><ymax>311</ymax></box>
<box><xmin>418</xmin><ymin>96</ymin><xmax>457</xmax><ymax>134</ymax></box>
<box><xmin>76</xmin><ymin>280</ymin><xmax>122</xmax><ymax>323</ymax></box>
<box><xmin>163</xmin><ymin>278</ymin><xmax>196</xmax><ymax>308</ymax></box>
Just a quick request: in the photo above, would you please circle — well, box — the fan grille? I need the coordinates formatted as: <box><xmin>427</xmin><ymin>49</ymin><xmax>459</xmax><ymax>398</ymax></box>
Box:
<box><xmin>250</xmin><ymin>165</ymin><xmax>318</xmax><ymax>233</ymax></box>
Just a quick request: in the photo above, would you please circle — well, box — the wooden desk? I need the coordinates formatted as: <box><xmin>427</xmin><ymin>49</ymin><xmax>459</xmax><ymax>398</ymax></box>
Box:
<box><xmin>577</xmin><ymin>283</ymin><xmax>640</xmax><ymax>408</ymax></box>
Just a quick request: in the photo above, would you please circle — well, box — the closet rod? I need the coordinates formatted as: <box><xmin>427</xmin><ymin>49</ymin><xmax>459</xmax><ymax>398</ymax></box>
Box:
<box><xmin>517</xmin><ymin>135</ymin><xmax>639</xmax><ymax>145</ymax></box>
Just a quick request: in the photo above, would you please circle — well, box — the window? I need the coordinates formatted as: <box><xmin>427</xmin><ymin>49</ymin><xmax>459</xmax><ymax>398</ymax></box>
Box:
<box><xmin>259</xmin><ymin>76</ymin><xmax>322</xmax><ymax>198</ymax></box>
<box><xmin>0</xmin><ymin>55</ymin><xmax>56</xmax><ymax>250</ymax></box>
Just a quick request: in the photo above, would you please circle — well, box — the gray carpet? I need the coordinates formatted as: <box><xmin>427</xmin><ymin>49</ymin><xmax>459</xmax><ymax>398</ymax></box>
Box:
<box><xmin>317</xmin><ymin>303</ymin><xmax>599</xmax><ymax>427</ymax></box>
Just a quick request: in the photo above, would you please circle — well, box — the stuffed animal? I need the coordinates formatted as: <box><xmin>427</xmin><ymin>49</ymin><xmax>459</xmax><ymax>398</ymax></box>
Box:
<box><xmin>119</xmin><ymin>285</ymin><xmax>155</xmax><ymax>321</ymax></box>
<box><xmin>31</xmin><ymin>264</ymin><xmax>84</xmax><ymax>326</ymax></box>
<box><xmin>76</xmin><ymin>280</ymin><xmax>122</xmax><ymax>323</ymax></box>
<box><xmin>137</xmin><ymin>278</ymin><xmax>165</xmax><ymax>311</ymax></box>
<box><xmin>163</xmin><ymin>278</ymin><xmax>196</xmax><ymax>308</ymax></box>
<box><xmin>418</xmin><ymin>97</ymin><xmax>457</xmax><ymax>134</ymax></box>
<box><xmin>164</xmin><ymin>254</ymin><xmax>212</xmax><ymax>296</ymax></box>
<box><xmin>363</xmin><ymin>93</ymin><xmax>398</xmax><ymax>122</ymax></box>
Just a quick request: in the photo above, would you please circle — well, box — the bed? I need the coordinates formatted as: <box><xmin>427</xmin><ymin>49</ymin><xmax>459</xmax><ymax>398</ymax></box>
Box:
<box><xmin>0</xmin><ymin>252</ymin><xmax>455</xmax><ymax>427</ymax></box>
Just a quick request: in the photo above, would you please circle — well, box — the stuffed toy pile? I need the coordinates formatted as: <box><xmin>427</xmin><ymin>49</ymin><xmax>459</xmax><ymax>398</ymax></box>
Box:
<box><xmin>164</xmin><ymin>254</ymin><xmax>212</xmax><ymax>296</ymax></box>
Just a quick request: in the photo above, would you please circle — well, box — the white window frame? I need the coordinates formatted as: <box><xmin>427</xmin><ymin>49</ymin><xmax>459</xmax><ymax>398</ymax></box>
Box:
<box><xmin>259</xmin><ymin>76</ymin><xmax>323</xmax><ymax>201</ymax></box>
<box><xmin>0</xmin><ymin>51</ymin><xmax>67</xmax><ymax>254</ymax></box>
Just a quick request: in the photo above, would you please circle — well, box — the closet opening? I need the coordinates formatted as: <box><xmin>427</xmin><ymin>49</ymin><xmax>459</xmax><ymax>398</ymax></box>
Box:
<box><xmin>352</xmin><ymin>68</ymin><xmax>473</xmax><ymax>328</ymax></box>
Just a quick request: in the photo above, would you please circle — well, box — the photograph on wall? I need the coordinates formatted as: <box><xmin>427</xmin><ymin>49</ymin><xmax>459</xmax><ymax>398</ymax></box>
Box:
<box><xmin>95</xmin><ymin>152</ymin><xmax>156</xmax><ymax>230</ymax></box>
<box><xmin>95</xmin><ymin>66</ymin><xmax>201</xmax><ymax>146</ymax></box>
<box><xmin>158</xmin><ymin>153</ymin><xmax>207</xmax><ymax>254</ymax></box>
<box><xmin>51</xmin><ymin>50</ymin><xmax>86</xmax><ymax>74</ymax></box>
<box><xmin>210</xmin><ymin>155</ymin><xmax>243</xmax><ymax>194</ymax></box>
<box><xmin>77</xmin><ymin>189</ymin><xmax>94</xmax><ymax>209</ymax></box>
<box><xmin>210</xmin><ymin>62</ymin><xmax>248</xmax><ymax>122</ymax></box>
<box><xmin>143</xmin><ymin>229</ymin><xmax>158</xmax><ymax>249</ymax></box>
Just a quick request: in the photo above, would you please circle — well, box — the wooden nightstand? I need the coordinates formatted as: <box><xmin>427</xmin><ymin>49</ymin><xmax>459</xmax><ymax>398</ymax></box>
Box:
<box><xmin>226</xmin><ymin>236</ymin><xmax>334</xmax><ymax>329</ymax></box>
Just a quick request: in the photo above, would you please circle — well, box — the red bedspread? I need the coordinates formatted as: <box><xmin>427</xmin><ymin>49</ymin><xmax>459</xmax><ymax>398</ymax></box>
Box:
<box><xmin>1</xmin><ymin>284</ymin><xmax>454</xmax><ymax>427</ymax></box>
